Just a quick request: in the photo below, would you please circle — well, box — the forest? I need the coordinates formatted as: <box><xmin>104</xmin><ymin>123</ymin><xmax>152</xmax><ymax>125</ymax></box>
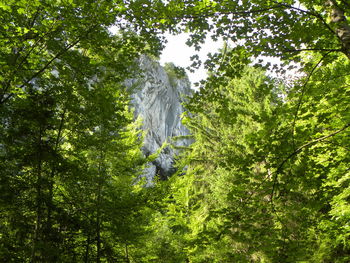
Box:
<box><xmin>0</xmin><ymin>0</ymin><xmax>349</xmax><ymax>262</ymax></box>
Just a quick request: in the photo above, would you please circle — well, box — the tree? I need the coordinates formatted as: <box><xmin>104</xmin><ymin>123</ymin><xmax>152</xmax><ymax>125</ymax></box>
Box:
<box><xmin>0</xmin><ymin>1</ymin><xmax>163</xmax><ymax>261</ymax></box>
<box><xmin>151</xmin><ymin>66</ymin><xmax>281</xmax><ymax>262</ymax></box>
<box><xmin>0</xmin><ymin>35</ymin><xmax>149</xmax><ymax>261</ymax></box>
<box><xmin>156</xmin><ymin>57</ymin><xmax>349</xmax><ymax>262</ymax></box>
<box><xmin>281</xmin><ymin>54</ymin><xmax>350</xmax><ymax>262</ymax></box>
<box><xmin>131</xmin><ymin>0</ymin><xmax>350</xmax><ymax>72</ymax></box>
<box><xmin>0</xmin><ymin>0</ymin><xmax>163</xmax><ymax>106</ymax></box>
<box><xmin>2</xmin><ymin>0</ymin><xmax>349</xmax><ymax>262</ymax></box>
<box><xmin>130</xmin><ymin>2</ymin><xmax>350</xmax><ymax>260</ymax></box>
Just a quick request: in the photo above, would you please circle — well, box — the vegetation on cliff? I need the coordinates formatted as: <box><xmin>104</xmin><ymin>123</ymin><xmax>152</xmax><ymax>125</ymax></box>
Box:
<box><xmin>1</xmin><ymin>0</ymin><xmax>349</xmax><ymax>262</ymax></box>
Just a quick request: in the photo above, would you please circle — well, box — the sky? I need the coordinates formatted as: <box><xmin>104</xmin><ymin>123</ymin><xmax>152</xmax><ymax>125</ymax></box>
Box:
<box><xmin>108</xmin><ymin>26</ymin><xmax>222</xmax><ymax>86</ymax></box>
<box><xmin>159</xmin><ymin>34</ymin><xmax>299</xmax><ymax>87</ymax></box>
<box><xmin>159</xmin><ymin>33</ymin><xmax>223</xmax><ymax>85</ymax></box>
<box><xmin>109</xmin><ymin>27</ymin><xmax>300</xmax><ymax>88</ymax></box>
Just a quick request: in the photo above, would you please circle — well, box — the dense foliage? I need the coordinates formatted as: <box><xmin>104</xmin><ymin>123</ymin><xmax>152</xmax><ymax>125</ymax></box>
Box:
<box><xmin>149</xmin><ymin>59</ymin><xmax>349</xmax><ymax>262</ymax></box>
<box><xmin>1</xmin><ymin>0</ymin><xmax>349</xmax><ymax>262</ymax></box>
<box><xmin>0</xmin><ymin>0</ymin><xmax>161</xmax><ymax>261</ymax></box>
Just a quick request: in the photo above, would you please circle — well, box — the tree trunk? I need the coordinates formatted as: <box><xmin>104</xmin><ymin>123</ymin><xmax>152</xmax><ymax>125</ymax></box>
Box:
<box><xmin>125</xmin><ymin>244</ymin><xmax>130</xmax><ymax>263</ymax></box>
<box><xmin>96</xmin><ymin>209</ymin><xmax>101</xmax><ymax>263</ymax></box>
<box><xmin>96</xmin><ymin>156</ymin><xmax>103</xmax><ymax>263</ymax></box>
<box><xmin>31</xmin><ymin>129</ymin><xmax>43</xmax><ymax>263</ymax></box>
<box><xmin>326</xmin><ymin>0</ymin><xmax>350</xmax><ymax>59</ymax></box>
<box><xmin>84</xmin><ymin>234</ymin><xmax>91</xmax><ymax>263</ymax></box>
<box><xmin>45</xmin><ymin>106</ymin><xmax>67</xmax><ymax>244</ymax></box>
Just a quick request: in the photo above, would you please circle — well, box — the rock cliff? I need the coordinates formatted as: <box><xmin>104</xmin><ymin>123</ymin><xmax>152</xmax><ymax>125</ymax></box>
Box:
<box><xmin>127</xmin><ymin>56</ymin><xmax>192</xmax><ymax>182</ymax></box>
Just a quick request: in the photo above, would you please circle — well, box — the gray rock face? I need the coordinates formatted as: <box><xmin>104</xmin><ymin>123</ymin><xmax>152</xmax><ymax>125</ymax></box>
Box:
<box><xmin>127</xmin><ymin>56</ymin><xmax>192</xmax><ymax>182</ymax></box>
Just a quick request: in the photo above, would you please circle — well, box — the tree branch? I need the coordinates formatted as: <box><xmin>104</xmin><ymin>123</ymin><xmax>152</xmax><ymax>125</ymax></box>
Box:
<box><xmin>181</xmin><ymin>4</ymin><xmax>286</xmax><ymax>19</ymax></box>
<box><xmin>270</xmin><ymin>1</ymin><xmax>339</xmax><ymax>43</ymax></box>
<box><xmin>271</xmin><ymin>122</ymin><xmax>350</xmax><ymax>203</ymax></box>
<box><xmin>14</xmin><ymin>21</ymin><xmax>59</xmax><ymax>77</ymax></box>
<box><xmin>281</xmin><ymin>123</ymin><xmax>349</xmax><ymax>172</ymax></box>
<box><xmin>0</xmin><ymin>25</ymin><xmax>99</xmax><ymax>105</ymax></box>
<box><xmin>270</xmin><ymin>1</ymin><xmax>318</xmax><ymax>16</ymax></box>
<box><xmin>340</xmin><ymin>0</ymin><xmax>350</xmax><ymax>9</ymax></box>
<box><xmin>284</xmin><ymin>48</ymin><xmax>342</xmax><ymax>53</ymax></box>
<box><xmin>291</xmin><ymin>51</ymin><xmax>332</xmax><ymax>150</ymax></box>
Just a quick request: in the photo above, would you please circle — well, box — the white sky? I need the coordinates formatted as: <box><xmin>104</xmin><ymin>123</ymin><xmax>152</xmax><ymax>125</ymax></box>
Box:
<box><xmin>159</xmin><ymin>33</ymin><xmax>223</xmax><ymax>85</ymax></box>
<box><xmin>159</xmin><ymin>33</ymin><xmax>299</xmax><ymax>87</ymax></box>
<box><xmin>109</xmin><ymin>26</ymin><xmax>222</xmax><ymax>86</ymax></box>
<box><xmin>109</xmin><ymin>27</ymin><xmax>300</xmax><ymax>88</ymax></box>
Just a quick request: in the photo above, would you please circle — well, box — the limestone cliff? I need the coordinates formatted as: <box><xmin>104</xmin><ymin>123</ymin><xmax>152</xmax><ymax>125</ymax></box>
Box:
<box><xmin>127</xmin><ymin>56</ymin><xmax>192</xmax><ymax>182</ymax></box>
